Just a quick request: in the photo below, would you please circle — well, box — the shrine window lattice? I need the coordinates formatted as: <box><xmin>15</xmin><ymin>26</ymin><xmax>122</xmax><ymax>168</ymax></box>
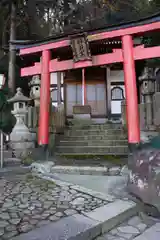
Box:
<box><xmin>111</xmin><ymin>87</ymin><xmax>124</xmax><ymax>101</ymax></box>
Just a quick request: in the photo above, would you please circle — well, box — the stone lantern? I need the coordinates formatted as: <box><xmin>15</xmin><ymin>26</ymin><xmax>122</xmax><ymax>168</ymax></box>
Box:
<box><xmin>8</xmin><ymin>88</ymin><xmax>35</xmax><ymax>158</ymax></box>
<box><xmin>139</xmin><ymin>67</ymin><xmax>156</xmax><ymax>130</ymax></box>
<box><xmin>29</xmin><ymin>75</ymin><xmax>41</xmax><ymax>107</ymax></box>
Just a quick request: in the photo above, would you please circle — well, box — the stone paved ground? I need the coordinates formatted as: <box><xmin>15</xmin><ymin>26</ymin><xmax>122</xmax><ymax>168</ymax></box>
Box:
<box><xmin>0</xmin><ymin>173</ymin><xmax>108</xmax><ymax>240</ymax></box>
<box><xmin>52</xmin><ymin>173</ymin><xmax>128</xmax><ymax>197</ymax></box>
<box><xmin>96</xmin><ymin>212</ymin><xmax>160</xmax><ymax>240</ymax></box>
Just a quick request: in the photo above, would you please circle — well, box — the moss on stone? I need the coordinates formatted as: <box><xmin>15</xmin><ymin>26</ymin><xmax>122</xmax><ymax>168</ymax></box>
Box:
<box><xmin>21</xmin><ymin>151</ymin><xmax>35</xmax><ymax>166</ymax></box>
<box><xmin>59</xmin><ymin>154</ymin><xmax>127</xmax><ymax>166</ymax></box>
<box><xmin>21</xmin><ymin>156</ymin><xmax>34</xmax><ymax>166</ymax></box>
<box><xmin>25</xmin><ymin>174</ymin><xmax>55</xmax><ymax>189</ymax></box>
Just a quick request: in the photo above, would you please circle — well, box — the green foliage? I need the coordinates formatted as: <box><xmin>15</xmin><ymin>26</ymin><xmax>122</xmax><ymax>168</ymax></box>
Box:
<box><xmin>0</xmin><ymin>90</ymin><xmax>15</xmax><ymax>133</ymax></box>
<box><xmin>59</xmin><ymin>154</ymin><xmax>127</xmax><ymax>166</ymax></box>
<box><xmin>0</xmin><ymin>0</ymin><xmax>160</xmax><ymax>44</ymax></box>
<box><xmin>21</xmin><ymin>156</ymin><xmax>34</xmax><ymax>166</ymax></box>
<box><xmin>146</xmin><ymin>58</ymin><xmax>160</xmax><ymax>68</ymax></box>
<box><xmin>21</xmin><ymin>151</ymin><xmax>34</xmax><ymax>166</ymax></box>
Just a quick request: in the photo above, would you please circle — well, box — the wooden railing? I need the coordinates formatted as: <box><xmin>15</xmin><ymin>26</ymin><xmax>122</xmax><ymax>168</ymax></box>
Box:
<box><xmin>52</xmin><ymin>104</ymin><xmax>65</xmax><ymax>134</ymax></box>
<box><xmin>25</xmin><ymin>103</ymin><xmax>65</xmax><ymax>135</ymax></box>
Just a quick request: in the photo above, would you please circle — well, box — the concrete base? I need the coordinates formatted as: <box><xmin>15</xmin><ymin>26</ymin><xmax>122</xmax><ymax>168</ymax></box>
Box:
<box><xmin>91</xmin><ymin>118</ymin><xmax>107</xmax><ymax>124</ymax></box>
<box><xmin>73</xmin><ymin>113</ymin><xmax>91</xmax><ymax>119</ymax></box>
<box><xmin>73</xmin><ymin>105</ymin><xmax>91</xmax><ymax>120</ymax></box>
<box><xmin>67</xmin><ymin>118</ymin><xmax>107</xmax><ymax>124</ymax></box>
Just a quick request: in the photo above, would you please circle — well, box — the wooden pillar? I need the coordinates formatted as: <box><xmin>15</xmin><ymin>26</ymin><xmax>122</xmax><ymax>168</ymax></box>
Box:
<box><xmin>106</xmin><ymin>67</ymin><xmax>111</xmax><ymax>119</ymax></box>
<box><xmin>82</xmin><ymin>68</ymin><xmax>86</xmax><ymax>105</ymax></box>
<box><xmin>57</xmin><ymin>72</ymin><xmax>61</xmax><ymax>105</ymax></box>
<box><xmin>122</xmin><ymin>35</ymin><xmax>140</xmax><ymax>149</ymax></box>
<box><xmin>38</xmin><ymin>50</ymin><xmax>51</xmax><ymax>148</ymax></box>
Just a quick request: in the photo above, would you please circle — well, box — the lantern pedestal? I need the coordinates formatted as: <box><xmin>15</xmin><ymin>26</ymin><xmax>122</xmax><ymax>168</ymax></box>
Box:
<box><xmin>8</xmin><ymin>88</ymin><xmax>35</xmax><ymax>158</ymax></box>
<box><xmin>10</xmin><ymin>115</ymin><xmax>35</xmax><ymax>157</ymax></box>
<box><xmin>29</xmin><ymin>75</ymin><xmax>40</xmax><ymax>107</ymax></box>
<box><xmin>139</xmin><ymin>67</ymin><xmax>156</xmax><ymax>131</ymax></box>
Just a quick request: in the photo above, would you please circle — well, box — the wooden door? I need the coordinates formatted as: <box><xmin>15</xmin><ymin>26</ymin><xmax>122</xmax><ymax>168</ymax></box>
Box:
<box><xmin>66</xmin><ymin>82</ymin><xmax>107</xmax><ymax>117</ymax></box>
<box><xmin>66</xmin><ymin>83</ymin><xmax>82</xmax><ymax>116</ymax></box>
<box><xmin>86</xmin><ymin>82</ymin><xmax>107</xmax><ymax>117</ymax></box>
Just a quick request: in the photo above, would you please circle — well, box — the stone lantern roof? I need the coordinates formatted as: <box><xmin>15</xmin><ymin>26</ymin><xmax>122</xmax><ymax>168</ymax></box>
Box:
<box><xmin>29</xmin><ymin>75</ymin><xmax>40</xmax><ymax>87</ymax></box>
<box><xmin>139</xmin><ymin>67</ymin><xmax>156</xmax><ymax>82</ymax></box>
<box><xmin>8</xmin><ymin>88</ymin><xmax>30</xmax><ymax>103</ymax></box>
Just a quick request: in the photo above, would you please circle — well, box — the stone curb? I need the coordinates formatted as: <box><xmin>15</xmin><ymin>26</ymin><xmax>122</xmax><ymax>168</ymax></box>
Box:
<box><xmin>71</xmin><ymin>184</ymin><xmax>115</xmax><ymax>202</ymax></box>
<box><xmin>12</xmin><ymin>200</ymin><xmax>138</xmax><ymax>240</ymax></box>
<box><xmin>51</xmin><ymin>165</ymin><xmax>123</xmax><ymax>176</ymax></box>
<box><xmin>39</xmin><ymin>172</ymin><xmax>116</xmax><ymax>202</ymax></box>
<box><xmin>30</xmin><ymin>161</ymin><xmax>129</xmax><ymax>177</ymax></box>
<box><xmin>83</xmin><ymin>200</ymin><xmax>139</xmax><ymax>234</ymax></box>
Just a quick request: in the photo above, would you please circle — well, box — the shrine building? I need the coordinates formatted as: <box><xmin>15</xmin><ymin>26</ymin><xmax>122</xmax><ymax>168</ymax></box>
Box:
<box><xmin>16</xmin><ymin>12</ymin><xmax>160</xmax><ymax>153</ymax></box>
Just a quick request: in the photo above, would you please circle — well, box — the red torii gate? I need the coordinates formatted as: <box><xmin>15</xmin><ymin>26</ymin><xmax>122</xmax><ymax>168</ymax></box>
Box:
<box><xmin>19</xmin><ymin>15</ymin><xmax>160</xmax><ymax>151</ymax></box>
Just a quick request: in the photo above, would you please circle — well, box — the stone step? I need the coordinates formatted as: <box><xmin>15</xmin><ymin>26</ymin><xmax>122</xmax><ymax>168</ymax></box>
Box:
<box><xmin>3</xmin><ymin>150</ymin><xmax>13</xmax><ymax>159</ymax></box>
<box><xmin>96</xmin><ymin>213</ymin><xmax>160</xmax><ymax>240</ymax></box>
<box><xmin>60</xmin><ymin>135</ymin><xmax>127</xmax><ymax>141</ymax></box>
<box><xmin>56</xmin><ymin>146</ymin><xmax>128</xmax><ymax>155</ymax></box>
<box><xmin>56</xmin><ymin>153</ymin><xmax>128</xmax><ymax>159</ymax></box>
<box><xmin>53</xmin><ymin>156</ymin><xmax>128</xmax><ymax>166</ymax></box>
<box><xmin>51</xmin><ymin>165</ymin><xmax>123</xmax><ymax>175</ymax></box>
<box><xmin>0</xmin><ymin>165</ymin><xmax>30</xmax><ymax>177</ymax></box>
<box><xmin>0</xmin><ymin>149</ymin><xmax>19</xmax><ymax>167</ymax></box>
<box><xmin>3</xmin><ymin>157</ymin><xmax>21</xmax><ymax>167</ymax></box>
<box><xmin>67</xmin><ymin>124</ymin><xmax>122</xmax><ymax>130</ymax></box>
<box><xmin>133</xmin><ymin>223</ymin><xmax>160</xmax><ymax>240</ymax></box>
<box><xmin>64</xmin><ymin>129</ymin><xmax>124</xmax><ymax>136</ymax></box>
<box><xmin>58</xmin><ymin>140</ymin><xmax>128</xmax><ymax>147</ymax></box>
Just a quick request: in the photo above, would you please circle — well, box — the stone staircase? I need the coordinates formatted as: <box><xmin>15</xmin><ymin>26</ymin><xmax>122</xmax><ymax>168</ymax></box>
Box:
<box><xmin>55</xmin><ymin>123</ymin><xmax>128</xmax><ymax>156</ymax></box>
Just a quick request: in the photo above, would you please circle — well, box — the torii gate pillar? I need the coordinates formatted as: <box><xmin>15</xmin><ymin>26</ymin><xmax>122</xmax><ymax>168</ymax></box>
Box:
<box><xmin>122</xmin><ymin>35</ymin><xmax>140</xmax><ymax>151</ymax></box>
<box><xmin>38</xmin><ymin>50</ymin><xmax>51</xmax><ymax>149</ymax></box>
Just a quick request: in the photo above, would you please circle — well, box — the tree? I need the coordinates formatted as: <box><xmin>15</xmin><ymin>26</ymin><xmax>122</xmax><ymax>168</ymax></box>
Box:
<box><xmin>8</xmin><ymin>0</ymin><xmax>16</xmax><ymax>95</ymax></box>
<box><xmin>0</xmin><ymin>0</ymin><xmax>159</xmax><ymax>95</ymax></box>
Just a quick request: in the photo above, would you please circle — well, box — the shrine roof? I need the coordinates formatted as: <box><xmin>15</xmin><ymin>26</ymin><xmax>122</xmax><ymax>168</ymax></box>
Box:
<box><xmin>13</xmin><ymin>11</ymin><xmax>160</xmax><ymax>51</ymax></box>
